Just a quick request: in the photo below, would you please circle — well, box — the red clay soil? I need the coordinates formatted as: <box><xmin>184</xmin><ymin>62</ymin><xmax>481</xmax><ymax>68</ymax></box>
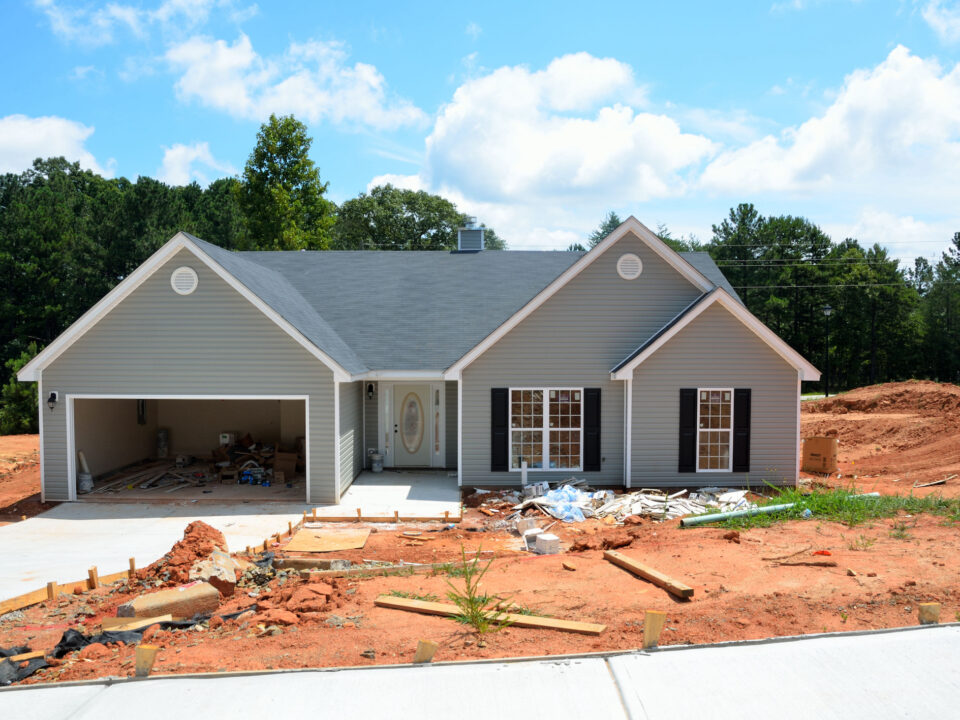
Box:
<box><xmin>4</xmin><ymin>506</ymin><xmax>959</xmax><ymax>685</ymax></box>
<box><xmin>136</xmin><ymin>521</ymin><xmax>229</xmax><ymax>586</ymax></box>
<box><xmin>0</xmin><ymin>434</ymin><xmax>55</xmax><ymax>526</ymax></box>
<box><xmin>802</xmin><ymin>381</ymin><xmax>960</xmax><ymax>496</ymax></box>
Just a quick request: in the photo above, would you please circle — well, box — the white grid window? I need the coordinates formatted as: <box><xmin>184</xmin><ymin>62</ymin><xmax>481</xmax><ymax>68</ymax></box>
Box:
<box><xmin>510</xmin><ymin>388</ymin><xmax>582</xmax><ymax>471</ymax></box>
<box><xmin>697</xmin><ymin>388</ymin><xmax>732</xmax><ymax>471</ymax></box>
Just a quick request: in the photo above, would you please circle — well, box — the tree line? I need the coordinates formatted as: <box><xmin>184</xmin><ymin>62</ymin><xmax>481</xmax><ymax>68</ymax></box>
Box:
<box><xmin>1</xmin><ymin>114</ymin><xmax>957</xmax><ymax>433</ymax></box>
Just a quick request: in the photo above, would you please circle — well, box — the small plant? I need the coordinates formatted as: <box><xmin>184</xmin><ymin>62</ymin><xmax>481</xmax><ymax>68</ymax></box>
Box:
<box><xmin>839</xmin><ymin>610</ymin><xmax>848</xmax><ymax>623</ymax></box>
<box><xmin>387</xmin><ymin>589</ymin><xmax>439</xmax><ymax>603</ymax></box>
<box><xmin>889</xmin><ymin>522</ymin><xmax>912</xmax><ymax>540</ymax></box>
<box><xmin>848</xmin><ymin>534</ymin><xmax>876</xmax><ymax>551</ymax></box>
<box><xmin>445</xmin><ymin>545</ymin><xmax>512</xmax><ymax>636</ymax></box>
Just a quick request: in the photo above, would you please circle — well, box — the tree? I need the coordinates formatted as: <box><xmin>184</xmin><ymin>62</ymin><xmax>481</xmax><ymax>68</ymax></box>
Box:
<box><xmin>588</xmin><ymin>211</ymin><xmax>622</xmax><ymax>247</ymax></box>
<box><xmin>0</xmin><ymin>344</ymin><xmax>38</xmax><ymax>434</ymax></box>
<box><xmin>566</xmin><ymin>242</ymin><xmax>587</xmax><ymax>252</ymax></box>
<box><xmin>237</xmin><ymin>114</ymin><xmax>336</xmax><ymax>250</ymax></box>
<box><xmin>655</xmin><ymin>223</ymin><xmax>704</xmax><ymax>252</ymax></box>
<box><xmin>333</xmin><ymin>184</ymin><xmax>506</xmax><ymax>250</ymax></box>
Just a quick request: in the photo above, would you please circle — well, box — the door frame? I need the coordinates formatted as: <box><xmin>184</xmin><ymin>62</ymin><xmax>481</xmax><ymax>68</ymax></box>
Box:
<box><xmin>65</xmin><ymin>393</ymin><xmax>310</xmax><ymax>501</ymax></box>
<box><xmin>377</xmin><ymin>382</ymin><xmax>445</xmax><ymax>468</ymax></box>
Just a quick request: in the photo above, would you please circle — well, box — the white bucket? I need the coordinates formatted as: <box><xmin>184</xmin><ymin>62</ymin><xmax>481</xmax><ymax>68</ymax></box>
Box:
<box><xmin>370</xmin><ymin>453</ymin><xmax>384</xmax><ymax>473</ymax></box>
<box><xmin>78</xmin><ymin>472</ymin><xmax>94</xmax><ymax>493</ymax></box>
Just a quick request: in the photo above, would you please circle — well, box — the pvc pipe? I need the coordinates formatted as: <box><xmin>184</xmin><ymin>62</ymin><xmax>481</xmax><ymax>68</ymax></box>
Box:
<box><xmin>680</xmin><ymin>492</ymin><xmax>881</xmax><ymax>528</ymax></box>
<box><xmin>681</xmin><ymin>502</ymin><xmax>795</xmax><ymax>527</ymax></box>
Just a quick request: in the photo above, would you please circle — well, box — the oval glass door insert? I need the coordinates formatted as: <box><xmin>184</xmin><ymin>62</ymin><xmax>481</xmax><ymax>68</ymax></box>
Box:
<box><xmin>400</xmin><ymin>392</ymin><xmax>424</xmax><ymax>454</ymax></box>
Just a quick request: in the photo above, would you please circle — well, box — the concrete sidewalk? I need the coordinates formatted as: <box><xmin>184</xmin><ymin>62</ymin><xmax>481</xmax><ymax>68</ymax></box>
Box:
<box><xmin>2</xmin><ymin>625</ymin><xmax>957</xmax><ymax>719</ymax></box>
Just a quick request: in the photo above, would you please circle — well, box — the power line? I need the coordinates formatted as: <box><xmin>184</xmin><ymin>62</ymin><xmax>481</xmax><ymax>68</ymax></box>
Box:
<box><xmin>733</xmin><ymin>282</ymin><xmax>960</xmax><ymax>290</ymax></box>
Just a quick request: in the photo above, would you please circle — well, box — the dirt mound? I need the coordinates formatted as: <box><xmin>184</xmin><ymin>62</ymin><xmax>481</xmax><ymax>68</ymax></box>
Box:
<box><xmin>807</xmin><ymin>381</ymin><xmax>960</xmax><ymax>416</ymax></box>
<box><xmin>137</xmin><ymin>521</ymin><xmax>228</xmax><ymax>586</ymax></box>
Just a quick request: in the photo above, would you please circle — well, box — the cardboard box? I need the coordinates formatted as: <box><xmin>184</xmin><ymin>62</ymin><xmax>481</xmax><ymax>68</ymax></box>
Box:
<box><xmin>275</xmin><ymin>451</ymin><xmax>297</xmax><ymax>476</ymax></box>
<box><xmin>802</xmin><ymin>436</ymin><xmax>838</xmax><ymax>473</ymax></box>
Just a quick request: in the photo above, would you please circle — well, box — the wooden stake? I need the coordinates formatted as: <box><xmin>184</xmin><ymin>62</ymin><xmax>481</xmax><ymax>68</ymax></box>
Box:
<box><xmin>413</xmin><ymin>639</ymin><xmax>439</xmax><ymax>663</ymax></box>
<box><xmin>246</xmin><ymin>546</ymin><xmax>251</xmax><ymax>555</ymax></box>
<box><xmin>356</xmin><ymin>508</ymin><xmax>363</xmax><ymax>522</ymax></box>
<box><xmin>919</xmin><ymin>602</ymin><xmax>941</xmax><ymax>625</ymax></box>
<box><xmin>135</xmin><ymin>644</ymin><xmax>159</xmax><ymax>677</ymax></box>
<box><xmin>262</xmin><ymin>540</ymin><xmax>269</xmax><ymax>552</ymax></box>
<box><xmin>46</xmin><ymin>581</ymin><xmax>58</xmax><ymax>601</ymax></box>
<box><xmin>87</xmin><ymin>566</ymin><xmax>100</xmax><ymax>590</ymax></box>
<box><xmin>394</xmin><ymin>510</ymin><xmax>399</xmax><ymax>523</ymax></box>
<box><xmin>129</xmin><ymin>557</ymin><xmax>136</xmax><ymax>575</ymax></box>
<box><xmin>444</xmin><ymin>510</ymin><xmax>450</xmax><ymax>522</ymax></box>
<box><xmin>604</xmin><ymin>550</ymin><xmax>694</xmax><ymax>599</ymax></box>
<box><xmin>288</xmin><ymin>521</ymin><xmax>293</xmax><ymax>536</ymax></box>
<box><xmin>643</xmin><ymin>610</ymin><xmax>667</xmax><ymax>649</ymax></box>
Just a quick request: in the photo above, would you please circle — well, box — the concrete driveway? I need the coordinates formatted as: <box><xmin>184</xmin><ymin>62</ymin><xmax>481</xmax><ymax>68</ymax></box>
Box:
<box><xmin>0</xmin><ymin>502</ymin><xmax>308</xmax><ymax>602</ymax></box>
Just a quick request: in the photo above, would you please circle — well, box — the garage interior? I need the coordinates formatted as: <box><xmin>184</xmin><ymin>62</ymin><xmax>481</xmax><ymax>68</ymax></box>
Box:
<box><xmin>72</xmin><ymin>398</ymin><xmax>306</xmax><ymax>501</ymax></box>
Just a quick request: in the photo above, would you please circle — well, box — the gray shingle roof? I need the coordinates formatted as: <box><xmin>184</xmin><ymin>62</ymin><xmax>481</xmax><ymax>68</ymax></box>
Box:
<box><xmin>185</xmin><ymin>234</ymin><xmax>738</xmax><ymax>374</ymax></box>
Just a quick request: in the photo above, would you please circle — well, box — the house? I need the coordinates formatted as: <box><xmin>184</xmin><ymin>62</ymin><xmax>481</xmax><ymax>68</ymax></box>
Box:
<box><xmin>18</xmin><ymin>217</ymin><xmax>819</xmax><ymax>504</ymax></box>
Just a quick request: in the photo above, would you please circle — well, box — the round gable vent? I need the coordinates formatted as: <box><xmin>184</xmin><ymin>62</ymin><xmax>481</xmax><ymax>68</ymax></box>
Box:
<box><xmin>170</xmin><ymin>266</ymin><xmax>198</xmax><ymax>295</ymax></box>
<box><xmin>617</xmin><ymin>253</ymin><xmax>643</xmax><ymax>280</ymax></box>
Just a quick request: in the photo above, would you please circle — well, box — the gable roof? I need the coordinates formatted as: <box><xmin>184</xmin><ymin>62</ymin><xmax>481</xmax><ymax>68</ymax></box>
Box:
<box><xmin>19</xmin><ymin>218</ymin><xmax>759</xmax><ymax>383</ymax></box>
<box><xmin>610</xmin><ymin>287</ymin><xmax>821</xmax><ymax>381</ymax></box>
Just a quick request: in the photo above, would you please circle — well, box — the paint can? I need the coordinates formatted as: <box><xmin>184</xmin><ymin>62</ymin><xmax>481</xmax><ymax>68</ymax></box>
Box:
<box><xmin>371</xmin><ymin>453</ymin><xmax>384</xmax><ymax>473</ymax></box>
<box><xmin>77</xmin><ymin>472</ymin><xmax>94</xmax><ymax>493</ymax></box>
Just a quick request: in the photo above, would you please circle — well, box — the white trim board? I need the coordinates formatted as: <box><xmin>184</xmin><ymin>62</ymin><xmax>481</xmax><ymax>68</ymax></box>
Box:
<box><xmin>62</xmin><ymin>394</ymin><xmax>310</xmax><ymax>502</ymax></box>
<box><xmin>18</xmin><ymin>233</ymin><xmax>351</xmax><ymax>383</ymax></box>
<box><xmin>442</xmin><ymin>216</ymin><xmax>714</xmax><ymax>380</ymax></box>
<box><xmin>610</xmin><ymin>288</ymin><xmax>821</xmax><ymax>381</ymax></box>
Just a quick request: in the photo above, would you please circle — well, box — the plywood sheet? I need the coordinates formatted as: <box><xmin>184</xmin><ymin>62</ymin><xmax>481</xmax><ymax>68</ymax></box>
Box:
<box><xmin>284</xmin><ymin>528</ymin><xmax>370</xmax><ymax>553</ymax></box>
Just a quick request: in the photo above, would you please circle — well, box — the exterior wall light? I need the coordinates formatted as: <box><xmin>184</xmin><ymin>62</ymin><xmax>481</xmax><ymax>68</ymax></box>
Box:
<box><xmin>47</xmin><ymin>392</ymin><xmax>58</xmax><ymax>412</ymax></box>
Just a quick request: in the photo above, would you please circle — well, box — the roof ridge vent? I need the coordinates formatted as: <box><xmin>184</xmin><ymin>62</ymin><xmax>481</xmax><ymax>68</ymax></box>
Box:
<box><xmin>456</xmin><ymin>217</ymin><xmax>484</xmax><ymax>253</ymax></box>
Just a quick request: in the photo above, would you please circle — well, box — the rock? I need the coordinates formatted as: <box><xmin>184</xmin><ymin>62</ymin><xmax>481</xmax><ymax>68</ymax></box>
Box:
<box><xmin>285</xmin><ymin>583</ymin><xmax>334</xmax><ymax>613</ymax></box>
<box><xmin>117</xmin><ymin>581</ymin><xmax>220</xmax><ymax>619</ymax></box>
<box><xmin>600</xmin><ymin>532</ymin><xmax>633</xmax><ymax>550</ymax></box>
<box><xmin>360</xmin><ymin>649</ymin><xmax>376</xmax><ymax>659</ymax></box>
<box><xmin>189</xmin><ymin>549</ymin><xmax>240</xmax><ymax>597</ymax></box>
<box><xmin>142</xmin><ymin>624</ymin><xmax>163</xmax><ymax>641</ymax></box>
<box><xmin>722</xmin><ymin>530</ymin><xmax>741</xmax><ymax>544</ymax></box>
<box><xmin>904</xmin><ymin>579</ymin><xmax>917</xmax><ymax>587</ymax></box>
<box><xmin>260</xmin><ymin>609</ymin><xmax>299</xmax><ymax>626</ymax></box>
<box><xmin>622</xmin><ymin>515</ymin><xmax>644</xmax><ymax>526</ymax></box>
<box><xmin>570</xmin><ymin>536</ymin><xmax>601</xmax><ymax>552</ymax></box>
<box><xmin>208</xmin><ymin>615</ymin><xmax>224</xmax><ymax>629</ymax></box>
<box><xmin>846</xmin><ymin>569</ymin><xmax>858</xmax><ymax>577</ymax></box>
<box><xmin>562</xmin><ymin>561</ymin><xmax>577</xmax><ymax>571</ymax></box>
<box><xmin>866</xmin><ymin>572</ymin><xmax>877</xmax><ymax>577</ymax></box>
<box><xmin>78</xmin><ymin>642</ymin><xmax>110</xmax><ymax>660</ymax></box>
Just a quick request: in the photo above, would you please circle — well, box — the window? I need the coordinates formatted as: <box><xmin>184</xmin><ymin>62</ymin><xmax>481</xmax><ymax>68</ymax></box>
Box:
<box><xmin>510</xmin><ymin>388</ymin><xmax>582</xmax><ymax>470</ymax></box>
<box><xmin>697</xmin><ymin>388</ymin><xmax>732</xmax><ymax>471</ymax></box>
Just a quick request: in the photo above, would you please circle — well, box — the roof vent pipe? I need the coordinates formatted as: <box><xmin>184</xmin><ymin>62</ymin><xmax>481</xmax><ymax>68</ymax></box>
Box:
<box><xmin>457</xmin><ymin>216</ymin><xmax>484</xmax><ymax>252</ymax></box>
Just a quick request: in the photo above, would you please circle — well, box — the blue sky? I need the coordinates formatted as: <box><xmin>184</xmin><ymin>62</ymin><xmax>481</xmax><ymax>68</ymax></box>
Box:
<box><xmin>2</xmin><ymin>1</ymin><xmax>960</xmax><ymax>260</ymax></box>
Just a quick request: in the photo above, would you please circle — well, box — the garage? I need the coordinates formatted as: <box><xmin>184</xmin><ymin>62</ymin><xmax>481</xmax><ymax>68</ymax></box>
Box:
<box><xmin>67</xmin><ymin>395</ymin><xmax>309</xmax><ymax>502</ymax></box>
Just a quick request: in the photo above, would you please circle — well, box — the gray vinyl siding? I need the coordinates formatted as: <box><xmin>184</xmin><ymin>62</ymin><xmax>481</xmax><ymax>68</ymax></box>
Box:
<box><xmin>445</xmin><ymin>381</ymin><xmax>458</xmax><ymax>469</ymax></box>
<box><xmin>631</xmin><ymin>303</ymin><xmax>799</xmax><ymax>487</ymax></box>
<box><xmin>461</xmin><ymin>232</ymin><xmax>703</xmax><ymax>486</ymax></box>
<box><xmin>41</xmin><ymin>248</ymin><xmax>337</xmax><ymax>504</ymax></box>
<box><xmin>338</xmin><ymin>381</ymin><xmax>363</xmax><ymax>492</ymax></box>
<box><xmin>364</xmin><ymin>382</ymin><xmax>378</xmax><ymax>469</ymax></box>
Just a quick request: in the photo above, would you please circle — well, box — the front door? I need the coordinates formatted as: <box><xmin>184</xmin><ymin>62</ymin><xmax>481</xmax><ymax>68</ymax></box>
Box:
<box><xmin>393</xmin><ymin>385</ymin><xmax>432</xmax><ymax>467</ymax></box>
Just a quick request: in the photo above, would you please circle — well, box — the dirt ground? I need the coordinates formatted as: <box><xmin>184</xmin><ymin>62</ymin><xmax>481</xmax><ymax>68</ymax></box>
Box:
<box><xmin>802</xmin><ymin>380</ymin><xmax>960</xmax><ymax>496</ymax></box>
<box><xmin>1</xmin><ymin>380</ymin><xmax>959</xmax><ymax>684</ymax></box>
<box><xmin>0</xmin><ymin>434</ymin><xmax>53</xmax><ymax>527</ymax></box>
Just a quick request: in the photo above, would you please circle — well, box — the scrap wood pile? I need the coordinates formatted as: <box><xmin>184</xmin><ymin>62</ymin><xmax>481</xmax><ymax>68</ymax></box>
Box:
<box><xmin>88</xmin><ymin>459</ymin><xmax>211</xmax><ymax>495</ymax></box>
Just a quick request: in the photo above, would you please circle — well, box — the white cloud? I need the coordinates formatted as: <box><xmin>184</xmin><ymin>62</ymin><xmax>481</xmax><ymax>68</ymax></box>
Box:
<box><xmin>0</xmin><ymin>114</ymin><xmax>110</xmax><ymax>175</ymax></box>
<box><xmin>465</xmin><ymin>22</ymin><xmax>482</xmax><ymax>39</ymax></box>
<box><xmin>923</xmin><ymin>1</ymin><xmax>960</xmax><ymax>44</ymax></box>
<box><xmin>165</xmin><ymin>34</ymin><xmax>427</xmax><ymax>130</ymax></box>
<box><xmin>822</xmin><ymin>207</ymin><xmax>955</xmax><ymax>262</ymax></box>
<box><xmin>157</xmin><ymin>141</ymin><xmax>235</xmax><ymax>185</ymax></box>
<box><xmin>700</xmin><ymin>46</ymin><xmax>960</xmax><ymax>205</ymax></box>
<box><xmin>33</xmin><ymin>0</ymin><xmax>250</xmax><ymax>46</ymax></box>
<box><xmin>369</xmin><ymin>53</ymin><xmax>714</xmax><ymax>247</ymax></box>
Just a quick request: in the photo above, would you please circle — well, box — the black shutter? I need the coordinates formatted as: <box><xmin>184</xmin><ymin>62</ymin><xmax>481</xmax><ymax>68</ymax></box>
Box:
<box><xmin>678</xmin><ymin>388</ymin><xmax>697</xmax><ymax>473</ymax></box>
<box><xmin>583</xmin><ymin>388</ymin><xmax>601</xmax><ymax>471</ymax></box>
<box><xmin>732</xmin><ymin>388</ymin><xmax>751</xmax><ymax>472</ymax></box>
<box><xmin>491</xmin><ymin>388</ymin><xmax>509</xmax><ymax>472</ymax></box>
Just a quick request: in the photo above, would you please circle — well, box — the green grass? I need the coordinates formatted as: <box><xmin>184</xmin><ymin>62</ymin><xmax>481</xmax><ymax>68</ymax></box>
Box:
<box><xmin>847</xmin><ymin>534</ymin><xmax>876</xmax><ymax>551</ymax></box>
<box><xmin>700</xmin><ymin>486</ymin><xmax>960</xmax><ymax>529</ymax></box>
<box><xmin>889</xmin><ymin>522</ymin><xmax>913</xmax><ymax>540</ymax></box>
<box><xmin>444</xmin><ymin>545</ymin><xmax>512</xmax><ymax>637</ymax></box>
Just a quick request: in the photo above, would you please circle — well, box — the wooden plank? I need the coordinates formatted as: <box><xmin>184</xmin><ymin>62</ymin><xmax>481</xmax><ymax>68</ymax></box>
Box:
<box><xmin>6</xmin><ymin>650</ymin><xmax>45</xmax><ymax>663</ymax></box>
<box><xmin>284</xmin><ymin>528</ymin><xmax>370</xmax><ymax>553</ymax></box>
<box><xmin>374</xmin><ymin>595</ymin><xmax>606</xmax><ymax>635</ymax></box>
<box><xmin>413</xmin><ymin>639</ymin><xmax>439</xmax><ymax>663</ymax></box>
<box><xmin>0</xmin><ymin>587</ymin><xmax>48</xmax><ymax>615</ymax></box>
<box><xmin>135</xmin><ymin>645</ymin><xmax>159</xmax><ymax>677</ymax></box>
<box><xmin>46</xmin><ymin>581</ymin><xmax>58</xmax><ymax>601</ymax></box>
<box><xmin>304</xmin><ymin>515</ymin><xmax>462</xmax><ymax>523</ymax></box>
<box><xmin>604</xmin><ymin>550</ymin><xmax>694</xmax><ymax>599</ymax></box>
<box><xmin>87</xmin><ymin>566</ymin><xmax>100</xmax><ymax>590</ymax></box>
<box><xmin>643</xmin><ymin>610</ymin><xmax>667</xmax><ymax>649</ymax></box>
<box><xmin>102</xmin><ymin>614</ymin><xmax>173</xmax><ymax>631</ymax></box>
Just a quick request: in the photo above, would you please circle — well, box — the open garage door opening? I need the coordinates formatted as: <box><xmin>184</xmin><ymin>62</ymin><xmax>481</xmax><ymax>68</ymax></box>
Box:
<box><xmin>68</xmin><ymin>395</ymin><xmax>308</xmax><ymax>502</ymax></box>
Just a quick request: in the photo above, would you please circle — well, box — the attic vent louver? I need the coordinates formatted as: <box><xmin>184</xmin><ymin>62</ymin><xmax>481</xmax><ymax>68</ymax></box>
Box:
<box><xmin>170</xmin><ymin>266</ymin><xmax>198</xmax><ymax>295</ymax></box>
<box><xmin>457</xmin><ymin>216</ymin><xmax>484</xmax><ymax>252</ymax></box>
<box><xmin>617</xmin><ymin>253</ymin><xmax>643</xmax><ymax>280</ymax></box>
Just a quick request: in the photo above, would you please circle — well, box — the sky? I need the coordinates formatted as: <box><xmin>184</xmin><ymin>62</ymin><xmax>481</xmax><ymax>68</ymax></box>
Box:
<box><xmin>2</xmin><ymin>1</ymin><xmax>960</xmax><ymax>262</ymax></box>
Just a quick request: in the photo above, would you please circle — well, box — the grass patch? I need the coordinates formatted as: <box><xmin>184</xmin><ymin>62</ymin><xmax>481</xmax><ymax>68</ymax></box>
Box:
<box><xmin>700</xmin><ymin>486</ymin><xmax>960</xmax><ymax>529</ymax></box>
<box><xmin>386</xmin><ymin>589</ymin><xmax>440</xmax><ymax>603</ymax></box>
<box><xmin>889</xmin><ymin>522</ymin><xmax>913</xmax><ymax>540</ymax></box>
<box><xmin>847</xmin><ymin>534</ymin><xmax>876</xmax><ymax>551</ymax></box>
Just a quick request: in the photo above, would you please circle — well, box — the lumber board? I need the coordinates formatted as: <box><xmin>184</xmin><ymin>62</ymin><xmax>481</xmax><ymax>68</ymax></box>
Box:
<box><xmin>603</xmin><ymin>550</ymin><xmax>694</xmax><ymax>599</ymax></box>
<box><xmin>101</xmin><ymin>614</ymin><xmax>173</xmax><ymax>631</ymax></box>
<box><xmin>309</xmin><ymin>512</ymin><xmax>461</xmax><ymax>523</ymax></box>
<box><xmin>5</xmin><ymin>650</ymin><xmax>45</xmax><ymax>663</ymax></box>
<box><xmin>0</xmin><ymin>587</ymin><xmax>48</xmax><ymax>615</ymax></box>
<box><xmin>374</xmin><ymin>595</ymin><xmax>606</xmax><ymax>635</ymax></box>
